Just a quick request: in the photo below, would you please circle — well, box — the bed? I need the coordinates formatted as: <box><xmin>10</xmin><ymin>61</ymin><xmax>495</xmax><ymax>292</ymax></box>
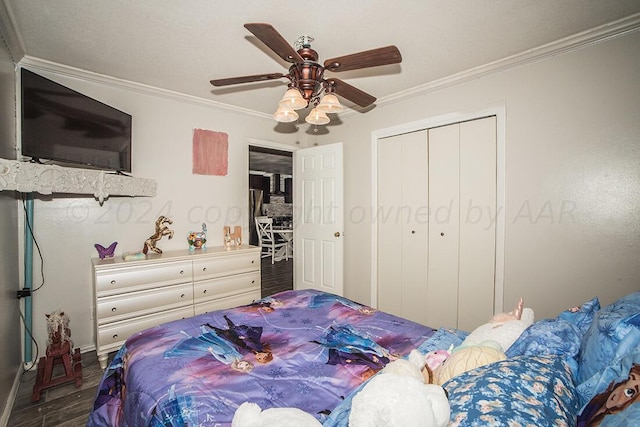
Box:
<box><xmin>88</xmin><ymin>289</ymin><xmax>640</xmax><ymax>426</ymax></box>
<box><xmin>87</xmin><ymin>289</ymin><xmax>435</xmax><ymax>426</ymax></box>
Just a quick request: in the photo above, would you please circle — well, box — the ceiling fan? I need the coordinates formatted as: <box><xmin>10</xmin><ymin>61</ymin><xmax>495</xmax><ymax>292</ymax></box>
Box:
<box><xmin>210</xmin><ymin>23</ymin><xmax>402</xmax><ymax>124</ymax></box>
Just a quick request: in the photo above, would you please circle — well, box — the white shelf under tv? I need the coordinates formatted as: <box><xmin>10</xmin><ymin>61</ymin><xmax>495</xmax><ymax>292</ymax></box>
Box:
<box><xmin>0</xmin><ymin>158</ymin><xmax>156</xmax><ymax>203</ymax></box>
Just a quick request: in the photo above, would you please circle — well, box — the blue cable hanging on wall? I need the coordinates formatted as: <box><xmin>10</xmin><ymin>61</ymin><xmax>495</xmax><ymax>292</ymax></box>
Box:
<box><xmin>23</xmin><ymin>193</ymin><xmax>34</xmax><ymax>363</ymax></box>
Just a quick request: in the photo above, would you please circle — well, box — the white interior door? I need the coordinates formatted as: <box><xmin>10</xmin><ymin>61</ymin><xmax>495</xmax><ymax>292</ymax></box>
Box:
<box><xmin>293</xmin><ymin>143</ymin><xmax>344</xmax><ymax>296</ymax></box>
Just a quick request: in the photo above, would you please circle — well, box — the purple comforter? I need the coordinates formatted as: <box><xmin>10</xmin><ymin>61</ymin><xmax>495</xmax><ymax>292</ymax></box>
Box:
<box><xmin>87</xmin><ymin>289</ymin><xmax>434</xmax><ymax>426</ymax></box>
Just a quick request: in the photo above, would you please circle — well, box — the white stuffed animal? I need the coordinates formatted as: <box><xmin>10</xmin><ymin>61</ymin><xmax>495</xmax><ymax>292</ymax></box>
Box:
<box><xmin>461</xmin><ymin>297</ymin><xmax>534</xmax><ymax>352</ymax></box>
<box><xmin>348</xmin><ymin>350</ymin><xmax>450</xmax><ymax>427</ymax></box>
<box><xmin>231</xmin><ymin>402</ymin><xmax>322</xmax><ymax>427</ymax></box>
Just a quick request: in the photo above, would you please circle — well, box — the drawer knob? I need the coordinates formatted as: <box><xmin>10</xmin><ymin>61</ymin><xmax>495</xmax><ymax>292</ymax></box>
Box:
<box><xmin>203</xmin><ymin>289</ymin><xmax>207</xmax><ymax>294</ymax></box>
<box><xmin>110</xmin><ymin>280</ymin><xmax>116</xmax><ymax>285</ymax></box>
<box><xmin>252</xmin><ymin>280</ymin><xmax>255</xmax><ymax>284</ymax></box>
<box><xmin>180</xmin><ymin>293</ymin><xmax>185</xmax><ymax>298</ymax></box>
<box><xmin>202</xmin><ymin>267</ymin><xmax>207</xmax><ymax>272</ymax></box>
<box><xmin>111</xmin><ymin>307</ymin><xmax>117</xmax><ymax>312</ymax></box>
<box><xmin>112</xmin><ymin>334</ymin><xmax>118</xmax><ymax>340</ymax></box>
<box><xmin>251</xmin><ymin>260</ymin><xmax>255</xmax><ymax>264</ymax></box>
<box><xmin>180</xmin><ymin>270</ymin><xmax>184</xmax><ymax>274</ymax></box>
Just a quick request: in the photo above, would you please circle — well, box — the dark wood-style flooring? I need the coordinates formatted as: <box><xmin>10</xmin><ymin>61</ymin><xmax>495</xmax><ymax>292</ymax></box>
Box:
<box><xmin>8</xmin><ymin>257</ymin><xmax>293</xmax><ymax>426</ymax></box>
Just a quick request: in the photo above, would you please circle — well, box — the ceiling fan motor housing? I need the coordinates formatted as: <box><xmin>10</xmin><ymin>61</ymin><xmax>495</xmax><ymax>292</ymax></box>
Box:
<box><xmin>289</xmin><ymin>46</ymin><xmax>324</xmax><ymax>103</ymax></box>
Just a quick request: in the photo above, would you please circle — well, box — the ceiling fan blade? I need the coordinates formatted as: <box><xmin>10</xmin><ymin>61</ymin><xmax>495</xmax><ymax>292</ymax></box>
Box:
<box><xmin>324</xmin><ymin>46</ymin><xmax>402</xmax><ymax>72</ymax></box>
<box><xmin>328</xmin><ymin>78</ymin><xmax>376</xmax><ymax>107</ymax></box>
<box><xmin>210</xmin><ymin>73</ymin><xmax>286</xmax><ymax>87</ymax></box>
<box><xmin>244</xmin><ymin>23</ymin><xmax>304</xmax><ymax>64</ymax></box>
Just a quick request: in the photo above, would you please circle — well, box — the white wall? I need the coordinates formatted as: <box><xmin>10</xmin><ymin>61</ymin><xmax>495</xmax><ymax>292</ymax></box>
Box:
<box><xmin>0</xmin><ymin>34</ymin><xmax>21</xmax><ymax>423</ymax></box>
<box><xmin>24</xmin><ymin>69</ymin><xmax>299</xmax><ymax>354</ymax></box>
<box><xmin>333</xmin><ymin>29</ymin><xmax>640</xmax><ymax>320</ymax></box>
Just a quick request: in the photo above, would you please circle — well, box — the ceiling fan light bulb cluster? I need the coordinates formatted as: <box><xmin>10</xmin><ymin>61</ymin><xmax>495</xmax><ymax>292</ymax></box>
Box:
<box><xmin>316</xmin><ymin>94</ymin><xmax>344</xmax><ymax>113</ymax></box>
<box><xmin>273</xmin><ymin>106</ymin><xmax>299</xmax><ymax>123</ymax></box>
<box><xmin>305</xmin><ymin>107</ymin><xmax>330</xmax><ymax>125</ymax></box>
<box><xmin>279</xmin><ymin>88</ymin><xmax>307</xmax><ymax>110</ymax></box>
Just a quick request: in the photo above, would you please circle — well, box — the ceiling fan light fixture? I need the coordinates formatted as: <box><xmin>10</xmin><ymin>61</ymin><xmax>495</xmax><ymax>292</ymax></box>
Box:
<box><xmin>273</xmin><ymin>106</ymin><xmax>299</xmax><ymax>123</ymax></box>
<box><xmin>316</xmin><ymin>93</ymin><xmax>344</xmax><ymax>113</ymax></box>
<box><xmin>279</xmin><ymin>88</ymin><xmax>307</xmax><ymax>110</ymax></box>
<box><xmin>305</xmin><ymin>107</ymin><xmax>330</xmax><ymax>125</ymax></box>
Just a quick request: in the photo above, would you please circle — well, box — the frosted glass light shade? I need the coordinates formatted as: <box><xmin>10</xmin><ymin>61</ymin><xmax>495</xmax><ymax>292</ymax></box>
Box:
<box><xmin>279</xmin><ymin>88</ymin><xmax>307</xmax><ymax>110</ymax></box>
<box><xmin>305</xmin><ymin>107</ymin><xmax>330</xmax><ymax>125</ymax></box>
<box><xmin>273</xmin><ymin>106</ymin><xmax>299</xmax><ymax>123</ymax></box>
<box><xmin>316</xmin><ymin>94</ymin><xmax>344</xmax><ymax>113</ymax></box>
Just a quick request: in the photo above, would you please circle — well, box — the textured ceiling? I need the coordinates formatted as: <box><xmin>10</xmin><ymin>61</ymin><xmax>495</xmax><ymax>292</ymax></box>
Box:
<box><xmin>2</xmin><ymin>1</ymin><xmax>639</xmax><ymax>121</ymax></box>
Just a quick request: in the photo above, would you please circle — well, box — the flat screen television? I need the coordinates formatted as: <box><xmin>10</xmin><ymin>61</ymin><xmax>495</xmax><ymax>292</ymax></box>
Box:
<box><xmin>21</xmin><ymin>68</ymin><xmax>132</xmax><ymax>173</ymax></box>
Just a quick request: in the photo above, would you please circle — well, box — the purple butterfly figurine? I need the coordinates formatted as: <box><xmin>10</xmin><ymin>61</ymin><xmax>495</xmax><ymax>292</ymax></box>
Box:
<box><xmin>95</xmin><ymin>242</ymin><xmax>118</xmax><ymax>259</ymax></box>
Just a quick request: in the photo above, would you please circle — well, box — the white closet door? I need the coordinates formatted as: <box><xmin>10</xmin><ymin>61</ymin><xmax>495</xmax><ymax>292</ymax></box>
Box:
<box><xmin>400</xmin><ymin>131</ymin><xmax>429</xmax><ymax>324</ymax></box>
<box><xmin>458</xmin><ymin>117</ymin><xmax>496</xmax><ymax>330</ymax></box>
<box><xmin>377</xmin><ymin>131</ymin><xmax>429</xmax><ymax>324</ymax></box>
<box><xmin>377</xmin><ymin>135</ymin><xmax>403</xmax><ymax>315</ymax></box>
<box><xmin>426</xmin><ymin>124</ymin><xmax>460</xmax><ymax>328</ymax></box>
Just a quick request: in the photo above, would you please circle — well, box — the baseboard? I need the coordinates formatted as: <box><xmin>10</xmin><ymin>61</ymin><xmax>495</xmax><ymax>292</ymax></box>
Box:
<box><xmin>0</xmin><ymin>364</ymin><xmax>23</xmax><ymax>427</ymax></box>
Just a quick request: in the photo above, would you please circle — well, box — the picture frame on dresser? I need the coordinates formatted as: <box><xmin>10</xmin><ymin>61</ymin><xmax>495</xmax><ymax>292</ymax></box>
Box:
<box><xmin>91</xmin><ymin>245</ymin><xmax>261</xmax><ymax>369</ymax></box>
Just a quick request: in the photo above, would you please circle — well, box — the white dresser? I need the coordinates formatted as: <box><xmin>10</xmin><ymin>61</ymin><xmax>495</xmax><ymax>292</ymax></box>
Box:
<box><xmin>92</xmin><ymin>245</ymin><xmax>261</xmax><ymax>369</ymax></box>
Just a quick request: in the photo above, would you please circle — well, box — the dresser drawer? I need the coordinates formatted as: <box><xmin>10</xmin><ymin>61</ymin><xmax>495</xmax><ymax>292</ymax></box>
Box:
<box><xmin>194</xmin><ymin>290</ymin><xmax>261</xmax><ymax>316</ymax></box>
<box><xmin>193</xmin><ymin>271</ymin><xmax>260</xmax><ymax>304</ymax></box>
<box><xmin>97</xmin><ymin>283</ymin><xmax>194</xmax><ymax>325</ymax></box>
<box><xmin>193</xmin><ymin>251</ymin><xmax>259</xmax><ymax>280</ymax></box>
<box><xmin>97</xmin><ymin>306</ymin><xmax>194</xmax><ymax>353</ymax></box>
<box><xmin>95</xmin><ymin>260</ymin><xmax>192</xmax><ymax>296</ymax></box>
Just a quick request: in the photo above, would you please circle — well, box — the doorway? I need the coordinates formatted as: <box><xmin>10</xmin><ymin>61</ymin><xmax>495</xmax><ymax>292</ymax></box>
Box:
<box><xmin>248</xmin><ymin>143</ymin><xmax>294</xmax><ymax>297</ymax></box>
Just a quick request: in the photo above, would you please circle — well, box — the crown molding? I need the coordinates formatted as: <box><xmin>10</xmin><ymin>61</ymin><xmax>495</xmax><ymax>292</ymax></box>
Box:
<box><xmin>18</xmin><ymin>56</ymin><xmax>273</xmax><ymax>121</ymax></box>
<box><xmin>372</xmin><ymin>13</ymin><xmax>640</xmax><ymax>110</ymax></box>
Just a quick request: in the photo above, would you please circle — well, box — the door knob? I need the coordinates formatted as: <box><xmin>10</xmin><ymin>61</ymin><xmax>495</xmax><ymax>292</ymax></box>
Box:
<box><xmin>334</xmin><ymin>232</ymin><xmax>341</xmax><ymax>237</ymax></box>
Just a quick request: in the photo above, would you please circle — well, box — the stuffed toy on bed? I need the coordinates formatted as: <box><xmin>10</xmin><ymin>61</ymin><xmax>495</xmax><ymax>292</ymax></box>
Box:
<box><xmin>460</xmin><ymin>297</ymin><xmax>534</xmax><ymax>352</ymax></box>
<box><xmin>348</xmin><ymin>350</ymin><xmax>450</xmax><ymax>427</ymax></box>
<box><xmin>232</xmin><ymin>402</ymin><xmax>322</xmax><ymax>427</ymax></box>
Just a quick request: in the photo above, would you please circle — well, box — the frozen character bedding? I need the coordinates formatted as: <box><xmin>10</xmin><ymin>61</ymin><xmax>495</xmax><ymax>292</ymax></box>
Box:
<box><xmin>87</xmin><ymin>289</ymin><xmax>435</xmax><ymax>426</ymax></box>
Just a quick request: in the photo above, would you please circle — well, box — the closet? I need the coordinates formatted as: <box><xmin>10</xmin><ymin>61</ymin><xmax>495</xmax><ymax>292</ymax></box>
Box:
<box><xmin>377</xmin><ymin>116</ymin><xmax>496</xmax><ymax>331</ymax></box>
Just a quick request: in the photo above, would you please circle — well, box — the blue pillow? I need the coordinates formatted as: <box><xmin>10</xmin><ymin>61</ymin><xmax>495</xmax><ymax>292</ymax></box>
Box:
<box><xmin>443</xmin><ymin>355</ymin><xmax>579</xmax><ymax>426</ymax></box>
<box><xmin>557</xmin><ymin>296</ymin><xmax>600</xmax><ymax>337</ymax></box>
<box><xmin>577</xmin><ymin>350</ymin><xmax>640</xmax><ymax>426</ymax></box>
<box><xmin>578</xmin><ymin>292</ymin><xmax>640</xmax><ymax>384</ymax></box>
<box><xmin>506</xmin><ymin>318</ymin><xmax>581</xmax><ymax>359</ymax></box>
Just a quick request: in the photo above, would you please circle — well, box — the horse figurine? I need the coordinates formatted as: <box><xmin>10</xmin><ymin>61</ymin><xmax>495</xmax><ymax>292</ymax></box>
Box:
<box><xmin>143</xmin><ymin>215</ymin><xmax>174</xmax><ymax>254</ymax></box>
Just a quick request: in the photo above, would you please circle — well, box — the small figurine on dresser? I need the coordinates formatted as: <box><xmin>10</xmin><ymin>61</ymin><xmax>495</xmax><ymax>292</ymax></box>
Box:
<box><xmin>94</xmin><ymin>241</ymin><xmax>117</xmax><ymax>259</ymax></box>
<box><xmin>188</xmin><ymin>223</ymin><xmax>207</xmax><ymax>251</ymax></box>
<box><xmin>143</xmin><ymin>215</ymin><xmax>174</xmax><ymax>254</ymax></box>
<box><xmin>224</xmin><ymin>226</ymin><xmax>242</xmax><ymax>247</ymax></box>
